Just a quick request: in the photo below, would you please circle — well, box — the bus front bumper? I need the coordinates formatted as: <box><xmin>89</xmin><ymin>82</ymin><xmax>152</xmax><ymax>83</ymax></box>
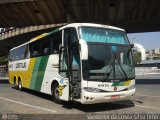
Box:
<box><xmin>81</xmin><ymin>89</ymin><xmax>135</xmax><ymax>104</ymax></box>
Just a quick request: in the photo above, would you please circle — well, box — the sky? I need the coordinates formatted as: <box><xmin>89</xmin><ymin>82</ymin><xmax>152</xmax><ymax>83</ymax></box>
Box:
<box><xmin>127</xmin><ymin>32</ymin><xmax>160</xmax><ymax>50</ymax></box>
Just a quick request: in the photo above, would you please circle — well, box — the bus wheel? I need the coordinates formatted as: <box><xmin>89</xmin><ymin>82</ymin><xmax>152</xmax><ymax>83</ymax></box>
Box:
<box><xmin>52</xmin><ymin>84</ymin><xmax>60</xmax><ymax>103</ymax></box>
<box><xmin>14</xmin><ymin>79</ymin><xmax>18</xmax><ymax>90</ymax></box>
<box><xmin>18</xmin><ymin>80</ymin><xmax>23</xmax><ymax>91</ymax></box>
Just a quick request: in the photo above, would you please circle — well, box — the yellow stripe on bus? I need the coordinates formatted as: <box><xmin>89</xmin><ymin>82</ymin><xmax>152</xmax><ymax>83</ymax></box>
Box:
<box><xmin>124</xmin><ymin>80</ymin><xmax>131</xmax><ymax>86</ymax></box>
<box><xmin>30</xmin><ymin>33</ymin><xmax>48</xmax><ymax>41</ymax></box>
<box><xmin>23</xmin><ymin>58</ymin><xmax>36</xmax><ymax>88</ymax></box>
<box><xmin>8</xmin><ymin>58</ymin><xmax>36</xmax><ymax>89</ymax></box>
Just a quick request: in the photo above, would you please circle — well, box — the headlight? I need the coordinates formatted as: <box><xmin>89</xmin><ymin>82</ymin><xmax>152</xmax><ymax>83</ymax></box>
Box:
<box><xmin>127</xmin><ymin>85</ymin><xmax>135</xmax><ymax>90</ymax></box>
<box><xmin>84</xmin><ymin>87</ymin><xmax>101</xmax><ymax>93</ymax></box>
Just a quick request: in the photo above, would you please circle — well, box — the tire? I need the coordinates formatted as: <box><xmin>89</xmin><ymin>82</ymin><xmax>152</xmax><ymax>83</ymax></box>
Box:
<box><xmin>52</xmin><ymin>84</ymin><xmax>60</xmax><ymax>103</ymax></box>
<box><xmin>18</xmin><ymin>80</ymin><xmax>23</xmax><ymax>91</ymax></box>
<box><xmin>14</xmin><ymin>79</ymin><xmax>18</xmax><ymax>90</ymax></box>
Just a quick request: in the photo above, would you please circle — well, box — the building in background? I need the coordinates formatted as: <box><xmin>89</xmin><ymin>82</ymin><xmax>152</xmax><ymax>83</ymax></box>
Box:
<box><xmin>146</xmin><ymin>48</ymin><xmax>160</xmax><ymax>60</ymax></box>
<box><xmin>0</xmin><ymin>65</ymin><xmax>8</xmax><ymax>78</ymax></box>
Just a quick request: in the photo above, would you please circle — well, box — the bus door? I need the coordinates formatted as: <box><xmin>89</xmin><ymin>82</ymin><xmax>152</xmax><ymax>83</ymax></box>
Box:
<box><xmin>59</xmin><ymin>28</ymin><xmax>81</xmax><ymax>101</ymax></box>
<box><xmin>70</xmin><ymin>42</ymin><xmax>81</xmax><ymax>99</ymax></box>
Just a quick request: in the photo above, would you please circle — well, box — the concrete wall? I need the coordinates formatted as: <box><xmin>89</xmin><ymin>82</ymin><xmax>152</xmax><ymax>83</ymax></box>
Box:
<box><xmin>135</xmin><ymin>67</ymin><xmax>160</xmax><ymax>79</ymax></box>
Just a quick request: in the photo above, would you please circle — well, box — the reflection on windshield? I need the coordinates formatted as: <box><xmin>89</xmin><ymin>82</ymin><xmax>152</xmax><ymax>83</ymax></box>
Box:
<box><xmin>79</xmin><ymin>27</ymin><xmax>129</xmax><ymax>45</ymax></box>
<box><xmin>82</xmin><ymin>44</ymin><xmax>135</xmax><ymax>81</ymax></box>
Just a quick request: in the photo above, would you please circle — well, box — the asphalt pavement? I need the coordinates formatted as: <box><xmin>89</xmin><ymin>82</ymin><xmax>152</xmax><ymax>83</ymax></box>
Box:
<box><xmin>0</xmin><ymin>76</ymin><xmax>160</xmax><ymax>120</ymax></box>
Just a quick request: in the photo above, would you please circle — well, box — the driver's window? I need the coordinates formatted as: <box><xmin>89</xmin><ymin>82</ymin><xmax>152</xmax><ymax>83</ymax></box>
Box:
<box><xmin>69</xmin><ymin>28</ymin><xmax>80</xmax><ymax>70</ymax></box>
<box><xmin>65</xmin><ymin>28</ymin><xmax>81</xmax><ymax>80</ymax></box>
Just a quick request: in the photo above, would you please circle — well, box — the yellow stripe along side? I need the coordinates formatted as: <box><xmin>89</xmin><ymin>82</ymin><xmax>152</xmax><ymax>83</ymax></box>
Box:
<box><xmin>23</xmin><ymin>58</ymin><xmax>36</xmax><ymax>88</ymax></box>
<box><xmin>9</xmin><ymin>58</ymin><xmax>36</xmax><ymax>88</ymax></box>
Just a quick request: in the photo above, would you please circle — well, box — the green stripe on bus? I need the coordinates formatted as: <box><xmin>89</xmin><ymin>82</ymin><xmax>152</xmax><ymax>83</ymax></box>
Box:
<box><xmin>119</xmin><ymin>82</ymin><xmax>124</xmax><ymax>86</ymax></box>
<box><xmin>30</xmin><ymin>57</ymin><xmax>42</xmax><ymax>89</ymax></box>
<box><xmin>34</xmin><ymin>55</ymin><xmax>49</xmax><ymax>91</ymax></box>
<box><xmin>48</xmin><ymin>28</ymin><xmax>60</xmax><ymax>35</ymax></box>
<box><xmin>112</xmin><ymin>82</ymin><xmax>120</xmax><ymax>86</ymax></box>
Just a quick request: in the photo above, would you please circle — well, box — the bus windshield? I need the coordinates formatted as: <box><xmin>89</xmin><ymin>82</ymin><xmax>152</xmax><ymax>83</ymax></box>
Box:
<box><xmin>79</xmin><ymin>27</ymin><xmax>129</xmax><ymax>45</ymax></box>
<box><xmin>82</xmin><ymin>44</ymin><xmax>135</xmax><ymax>81</ymax></box>
<box><xmin>79</xmin><ymin>27</ymin><xmax>135</xmax><ymax>81</ymax></box>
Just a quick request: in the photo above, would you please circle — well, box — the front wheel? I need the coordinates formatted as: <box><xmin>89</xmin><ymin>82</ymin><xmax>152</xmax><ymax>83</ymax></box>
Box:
<box><xmin>52</xmin><ymin>84</ymin><xmax>60</xmax><ymax>103</ymax></box>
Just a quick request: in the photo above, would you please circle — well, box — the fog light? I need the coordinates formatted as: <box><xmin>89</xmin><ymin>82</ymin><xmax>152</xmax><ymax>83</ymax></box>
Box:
<box><xmin>127</xmin><ymin>85</ymin><xmax>135</xmax><ymax>90</ymax></box>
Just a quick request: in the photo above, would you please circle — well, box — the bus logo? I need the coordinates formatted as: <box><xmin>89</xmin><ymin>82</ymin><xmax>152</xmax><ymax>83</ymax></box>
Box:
<box><xmin>114</xmin><ymin>86</ymin><xmax>117</xmax><ymax>91</ymax></box>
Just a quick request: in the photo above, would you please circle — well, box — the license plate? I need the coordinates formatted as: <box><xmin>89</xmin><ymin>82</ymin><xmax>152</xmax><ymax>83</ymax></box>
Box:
<box><xmin>111</xmin><ymin>95</ymin><xmax>120</xmax><ymax>100</ymax></box>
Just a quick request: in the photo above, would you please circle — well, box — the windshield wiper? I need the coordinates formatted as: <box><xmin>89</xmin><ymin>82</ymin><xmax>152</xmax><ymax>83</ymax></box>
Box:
<box><xmin>102</xmin><ymin>65</ymin><xmax>113</xmax><ymax>82</ymax></box>
<box><xmin>112</xmin><ymin>46</ymin><xmax>128</xmax><ymax>80</ymax></box>
<box><xmin>117</xmin><ymin>63</ymin><xmax>128</xmax><ymax>80</ymax></box>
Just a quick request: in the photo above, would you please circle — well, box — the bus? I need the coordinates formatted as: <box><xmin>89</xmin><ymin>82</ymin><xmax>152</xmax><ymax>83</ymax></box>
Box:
<box><xmin>8</xmin><ymin>23</ymin><xmax>135</xmax><ymax>104</ymax></box>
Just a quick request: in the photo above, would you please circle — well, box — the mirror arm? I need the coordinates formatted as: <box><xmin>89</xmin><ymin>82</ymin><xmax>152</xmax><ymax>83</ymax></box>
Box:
<box><xmin>130</xmin><ymin>44</ymin><xmax>134</xmax><ymax>48</ymax></box>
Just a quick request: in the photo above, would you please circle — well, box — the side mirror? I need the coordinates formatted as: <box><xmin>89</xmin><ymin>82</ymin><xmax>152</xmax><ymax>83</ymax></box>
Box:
<box><xmin>79</xmin><ymin>39</ymin><xmax>88</xmax><ymax>60</ymax></box>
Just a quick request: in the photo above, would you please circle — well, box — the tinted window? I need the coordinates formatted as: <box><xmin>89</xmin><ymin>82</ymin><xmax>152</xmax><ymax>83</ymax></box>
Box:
<box><xmin>9</xmin><ymin>31</ymin><xmax>62</xmax><ymax>60</ymax></box>
<box><xmin>9</xmin><ymin>45</ymin><xmax>29</xmax><ymax>61</ymax></box>
<box><xmin>30</xmin><ymin>37</ymin><xmax>51</xmax><ymax>58</ymax></box>
<box><xmin>50</xmin><ymin>31</ymin><xmax>62</xmax><ymax>54</ymax></box>
<box><xmin>29</xmin><ymin>31</ymin><xmax>62</xmax><ymax>58</ymax></box>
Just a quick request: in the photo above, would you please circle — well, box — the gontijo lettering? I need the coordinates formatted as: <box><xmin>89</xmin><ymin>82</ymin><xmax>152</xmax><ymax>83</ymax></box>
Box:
<box><xmin>16</xmin><ymin>62</ymin><xmax>27</xmax><ymax>68</ymax></box>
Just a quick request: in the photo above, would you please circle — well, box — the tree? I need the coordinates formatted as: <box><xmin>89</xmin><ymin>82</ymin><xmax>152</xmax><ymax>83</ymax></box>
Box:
<box><xmin>0</xmin><ymin>55</ymin><xmax>8</xmax><ymax>65</ymax></box>
<box><xmin>133</xmin><ymin>52</ymin><xmax>141</xmax><ymax>64</ymax></box>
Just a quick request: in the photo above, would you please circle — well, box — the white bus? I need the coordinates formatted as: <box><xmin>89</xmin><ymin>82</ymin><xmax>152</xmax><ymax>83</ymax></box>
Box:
<box><xmin>8</xmin><ymin>23</ymin><xmax>135</xmax><ymax>104</ymax></box>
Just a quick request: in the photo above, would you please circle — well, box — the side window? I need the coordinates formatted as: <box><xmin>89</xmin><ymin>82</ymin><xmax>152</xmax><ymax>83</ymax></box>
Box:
<box><xmin>64</xmin><ymin>28</ymin><xmax>78</xmax><ymax>45</ymax></box>
<box><xmin>15</xmin><ymin>48</ymin><xmax>20</xmax><ymax>60</ymax></box>
<box><xmin>9</xmin><ymin>45</ymin><xmax>29</xmax><ymax>61</ymax></box>
<box><xmin>30</xmin><ymin>41</ymin><xmax>40</xmax><ymax>57</ymax></box>
<box><xmin>59</xmin><ymin>28</ymin><xmax>80</xmax><ymax>78</ymax></box>
<box><xmin>24</xmin><ymin>45</ymin><xmax>30</xmax><ymax>59</ymax></box>
<box><xmin>66</xmin><ymin>28</ymin><xmax>81</xmax><ymax>80</ymax></box>
<box><xmin>30</xmin><ymin>38</ymin><xmax>51</xmax><ymax>58</ymax></box>
<box><xmin>51</xmin><ymin>31</ymin><xmax>62</xmax><ymax>54</ymax></box>
<box><xmin>43</xmin><ymin>38</ymin><xmax>51</xmax><ymax>56</ymax></box>
<box><xmin>18</xmin><ymin>45</ymin><xmax>28</xmax><ymax>60</ymax></box>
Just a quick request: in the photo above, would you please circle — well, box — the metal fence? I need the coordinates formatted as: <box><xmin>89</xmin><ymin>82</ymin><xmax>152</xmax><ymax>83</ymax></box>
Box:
<box><xmin>0</xmin><ymin>65</ymin><xmax>8</xmax><ymax>79</ymax></box>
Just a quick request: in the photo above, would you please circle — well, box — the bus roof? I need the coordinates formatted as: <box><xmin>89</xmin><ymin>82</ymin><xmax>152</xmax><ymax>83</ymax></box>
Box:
<box><xmin>10</xmin><ymin>23</ymin><xmax>125</xmax><ymax>51</ymax></box>
<box><xmin>10</xmin><ymin>33</ymin><xmax>49</xmax><ymax>51</ymax></box>
<box><xmin>59</xmin><ymin>23</ymin><xmax>125</xmax><ymax>32</ymax></box>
